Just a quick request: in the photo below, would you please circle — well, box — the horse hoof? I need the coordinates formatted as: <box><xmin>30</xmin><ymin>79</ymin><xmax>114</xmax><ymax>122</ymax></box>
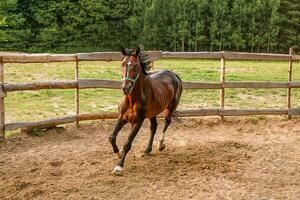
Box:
<box><xmin>158</xmin><ymin>143</ymin><xmax>165</xmax><ymax>151</ymax></box>
<box><xmin>112</xmin><ymin>166</ymin><xmax>123</xmax><ymax>176</ymax></box>
<box><xmin>142</xmin><ymin>151</ymin><xmax>151</xmax><ymax>157</ymax></box>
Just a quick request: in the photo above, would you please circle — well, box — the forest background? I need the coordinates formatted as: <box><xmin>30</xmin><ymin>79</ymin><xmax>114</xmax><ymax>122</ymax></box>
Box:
<box><xmin>0</xmin><ymin>0</ymin><xmax>299</xmax><ymax>53</ymax></box>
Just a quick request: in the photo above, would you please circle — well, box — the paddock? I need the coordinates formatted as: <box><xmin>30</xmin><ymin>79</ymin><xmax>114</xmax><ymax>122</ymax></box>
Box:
<box><xmin>1</xmin><ymin>51</ymin><xmax>300</xmax><ymax>199</ymax></box>
<box><xmin>1</xmin><ymin>117</ymin><xmax>299</xmax><ymax>199</ymax></box>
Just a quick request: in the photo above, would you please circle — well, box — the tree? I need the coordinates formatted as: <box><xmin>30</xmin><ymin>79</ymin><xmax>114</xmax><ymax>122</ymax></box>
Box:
<box><xmin>278</xmin><ymin>0</ymin><xmax>300</xmax><ymax>53</ymax></box>
<box><xmin>229</xmin><ymin>0</ymin><xmax>246</xmax><ymax>51</ymax></box>
<box><xmin>0</xmin><ymin>0</ymin><xmax>297</xmax><ymax>53</ymax></box>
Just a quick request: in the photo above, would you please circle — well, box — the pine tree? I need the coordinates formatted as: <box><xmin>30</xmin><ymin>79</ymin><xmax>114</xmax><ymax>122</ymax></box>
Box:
<box><xmin>209</xmin><ymin>0</ymin><xmax>231</xmax><ymax>51</ymax></box>
<box><xmin>278</xmin><ymin>0</ymin><xmax>300</xmax><ymax>53</ymax></box>
<box><xmin>229</xmin><ymin>0</ymin><xmax>246</xmax><ymax>51</ymax></box>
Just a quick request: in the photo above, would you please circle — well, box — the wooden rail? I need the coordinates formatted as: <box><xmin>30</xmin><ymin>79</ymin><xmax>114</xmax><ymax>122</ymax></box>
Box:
<box><xmin>1</xmin><ymin>51</ymin><xmax>300</xmax><ymax>63</ymax></box>
<box><xmin>1</xmin><ymin>50</ymin><xmax>300</xmax><ymax>136</ymax></box>
<box><xmin>6</xmin><ymin>108</ymin><xmax>300</xmax><ymax>132</ymax></box>
<box><xmin>4</xmin><ymin>80</ymin><xmax>300</xmax><ymax>92</ymax></box>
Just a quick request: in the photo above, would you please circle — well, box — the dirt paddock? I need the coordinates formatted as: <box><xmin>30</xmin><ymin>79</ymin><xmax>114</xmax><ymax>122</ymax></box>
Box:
<box><xmin>1</xmin><ymin>117</ymin><xmax>300</xmax><ymax>200</ymax></box>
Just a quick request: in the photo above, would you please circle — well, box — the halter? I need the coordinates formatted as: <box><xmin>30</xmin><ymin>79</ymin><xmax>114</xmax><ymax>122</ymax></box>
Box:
<box><xmin>122</xmin><ymin>60</ymin><xmax>140</xmax><ymax>88</ymax></box>
<box><xmin>122</xmin><ymin>72</ymin><xmax>140</xmax><ymax>83</ymax></box>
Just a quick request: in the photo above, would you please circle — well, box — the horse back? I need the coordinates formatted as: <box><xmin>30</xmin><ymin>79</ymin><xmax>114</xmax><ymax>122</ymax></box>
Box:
<box><xmin>145</xmin><ymin>70</ymin><xmax>182</xmax><ymax>118</ymax></box>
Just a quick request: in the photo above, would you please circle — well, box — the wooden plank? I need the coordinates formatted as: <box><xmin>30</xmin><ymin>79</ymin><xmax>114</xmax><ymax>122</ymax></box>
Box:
<box><xmin>2</xmin><ymin>53</ymin><xmax>76</xmax><ymax>63</ymax></box>
<box><xmin>0</xmin><ymin>57</ymin><xmax>4</xmax><ymax>138</ymax></box>
<box><xmin>287</xmin><ymin>48</ymin><xmax>293</xmax><ymax>119</ymax></box>
<box><xmin>3</xmin><ymin>53</ymin><xmax>50</xmax><ymax>63</ymax></box>
<box><xmin>79</xmin><ymin>79</ymin><xmax>300</xmax><ymax>90</ymax></box>
<box><xmin>183</xmin><ymin>82</ymin><xmax>221</xmax><ymax>89</ymax></box>
<box><xmin>219</xmin><ymin>109</ymin><xmax>288</xmax><ymax>116</ymax></box>
<box><xmin>77</xmin><ymin>109</ymin><xmax>220</xmax><ymax>120</ymax></box>
<box><xmin>80</xmin><ymin>79</ymin><xmax>221</xmax><ymax>90</ymax></box>
<box><xmin>292</xmin><ymin>55</ymin><xmax>300</xmax><ymax>61</ymax></box>
<box><xmin>75</xmin><ymin>59</ymin><xmax>79</xmax><ymax>128</ymax></box>
<box><xmin>78</xmin><ymin>112</ymin><xmax>119</xmax><ymax>120</ymax></box>
<box><xmin>3</xmin><ymin>81</ymin><xmax>77</xmax><ymax>92</ymax></box>
<box><xmin>162</xmin><ymin>52</ymin><xmax>222</xmax><ymax>59</ymax></box>
<box><xmin>288</xmin><ymin>108</ymin><xmax>300</xmax><ymax>115</ymax></box>
<box><xmin>223</xmin><ymin>51</ymin><xmax>292</xmax><ymax>61</ymax></box>
<box><xmin>177</xmin><ymin>109</ymin><xmax>219</xmax><ymax>117</ymax></box>
<box><xmin>220</xmin><ymin>57</ymin><xmax>225</xmax><ymax>120</ymax></box>
<box><xmin>77</xmin><ymin>51</ymin><xmax>162</xmax><ymax>62</ymax></box>
<box><xmin>5</xmin><ymin>116</ymin><xmax>76</xmax><ymax>131</ymax></box>
<box><xmin>288</xmin><ymin>82</ymin><xmax>300</xmax><ymax>88</ymax></box>
<box><xmin>78</xmin><ymin>79</ymin><xmax>121</xmax><ymax>89</ymax></box>
<box><xmin>5</xmin><ymin>80</ymin><xmax>300</xmax><ymax>92</ymax></box>
<box><xmin>224</xmin><ymin>82</ymin><xmax>289</xmax><ymax>88</ymax></box>
<box><xmin>48</xmin><ymin>54</ymin><xmax>76</xmax><ymax>62</ymax></box>
<box><xmin>77</xmin><ymin>52</ymin><xmax>121</xmax><ymax>61</ymax></box>
<box><xmin>146</xmin><ymin>51</ymin><xmax>163</xmax><ymax>61</ymax></box>
<box><xmin>1</xmin><ymin>51</ymin><xmax>296</xmax><ymax>63</ymax></box>
<box><xmin>6</xmin><ymin>108</ymin><xmax>298</xmax><ymax>132</ymax></box>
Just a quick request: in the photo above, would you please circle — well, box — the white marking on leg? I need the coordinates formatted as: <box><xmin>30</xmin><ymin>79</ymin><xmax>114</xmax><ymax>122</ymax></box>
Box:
<box><xmin>160</xmin><ymin>131</ymin><xmax>166</xmax><ymax>143</ymax></box>
<box><xmin>113</xmin><ymin>166</ymin><xmax>123</xmax><ymax>176</ymax></box>
<box><xmin>159</xmin><ymin>131</ymin><xmax>166</xmax><ymax>151</ymax></box>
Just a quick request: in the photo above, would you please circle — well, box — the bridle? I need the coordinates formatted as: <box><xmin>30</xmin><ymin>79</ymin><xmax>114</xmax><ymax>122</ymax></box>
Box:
<box><xmin>122</xmin><ymin>58</ymin><xmax>140</xmax><ymax>88</ymax></box>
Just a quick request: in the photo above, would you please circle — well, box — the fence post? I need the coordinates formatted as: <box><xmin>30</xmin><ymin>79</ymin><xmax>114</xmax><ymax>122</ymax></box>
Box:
<box><xmin>287</xmin><ymin>48</ymin><xmax>293</xmax><ymax>119</ymax></box>
<box><xmin>0</xmin><ymin>57</ymin><xmax>5</xmax><ymax>139</ymax></box>
<box><xmin>75</xmin><ymin>57</ymin><xmax>80</xmax><ymax>128</ymax></box>
<box><xmin>220</xmin><ymin>56</ymin><xmax>225</xmax><ymax>120</ymax></box>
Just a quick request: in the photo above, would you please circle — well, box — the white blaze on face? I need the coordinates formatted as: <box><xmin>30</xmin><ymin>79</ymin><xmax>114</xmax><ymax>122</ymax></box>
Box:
<box><xmin>126</xmin><ymin>61</ymin><xmax>132</xmax><ymax>77</ymax></box>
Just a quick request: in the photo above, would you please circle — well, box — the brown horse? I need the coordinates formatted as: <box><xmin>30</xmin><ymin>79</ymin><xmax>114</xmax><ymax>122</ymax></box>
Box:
<box><xmin>109</xmin><ymin>47</ymin><xmax>182</xmax><ymax>175</ymax></box>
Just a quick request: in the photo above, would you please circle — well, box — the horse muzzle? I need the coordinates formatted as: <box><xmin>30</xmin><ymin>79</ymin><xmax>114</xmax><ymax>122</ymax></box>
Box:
<box><xmin>122</xmin><ymin>82</ymin><xmax>133</xmax><ymax>95</ymax></box>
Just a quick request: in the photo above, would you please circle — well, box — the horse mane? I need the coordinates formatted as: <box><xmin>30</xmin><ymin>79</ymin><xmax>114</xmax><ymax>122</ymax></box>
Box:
<box><xmin>124</xmin><ymin>48</ymin><xmax>150</xmax><ymax>75</ymax></box>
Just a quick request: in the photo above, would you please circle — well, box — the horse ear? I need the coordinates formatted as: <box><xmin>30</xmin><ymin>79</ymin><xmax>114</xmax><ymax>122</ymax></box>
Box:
<box><xmin>133</xmin><ymin>46</ymin><xmax>140</xmax><ymax>56</ymax></box>
<box><xmin>120</xmin><ymin>47</ymin><xmax>126</xmax><ymax>56</ymax></box>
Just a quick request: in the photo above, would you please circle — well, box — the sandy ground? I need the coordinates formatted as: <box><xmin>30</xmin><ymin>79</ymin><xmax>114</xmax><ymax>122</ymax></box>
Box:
<box><xmin>0</xmin><ymin>117</ymin><xmax>300</xmax><ymax>200</ymax></box>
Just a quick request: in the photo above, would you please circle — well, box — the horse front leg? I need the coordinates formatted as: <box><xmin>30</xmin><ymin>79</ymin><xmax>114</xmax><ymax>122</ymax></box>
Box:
<box><xmin>113</xmin><ymin>119</ymin><xmax>144</xmax><ymax>175</ymax></box>
<box><xmin>109</xmin><ymin>118</ymin><xmax>128</xmax><ymax>158</ymax></box>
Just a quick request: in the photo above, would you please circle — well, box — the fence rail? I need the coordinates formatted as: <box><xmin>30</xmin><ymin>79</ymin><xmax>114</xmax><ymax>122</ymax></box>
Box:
<box><xmin>6</xmin><ymin>108</ymin><xmax>300</xmax><ymax>132</ymax></box>
<box><xmin>1</xmin><ymin>51</ymin><xmax>300</xmax><ymax>63</ymax></box>
<box><xmin>4</xmin><ymin>80</ymin><xmax>300</xmax><ymax>92</ymax></box>
<box><xmin>1</xmin><ymin>50</ymin><xmax>300</xmax><ymax>137</ymax></box>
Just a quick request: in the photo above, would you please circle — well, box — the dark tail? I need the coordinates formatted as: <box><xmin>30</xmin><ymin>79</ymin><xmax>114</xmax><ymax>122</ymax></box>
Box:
<box><xmin>172</xmin><ymin>73</ymin><xmax>183</xmax><ymax>123</ymax></box>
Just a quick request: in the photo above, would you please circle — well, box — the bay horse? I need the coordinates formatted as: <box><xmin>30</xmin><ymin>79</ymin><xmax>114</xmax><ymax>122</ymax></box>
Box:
<box><xmin>109</xmin><ymin>47</ymin><xmax>182</xmax><ymax>175</ymax></box>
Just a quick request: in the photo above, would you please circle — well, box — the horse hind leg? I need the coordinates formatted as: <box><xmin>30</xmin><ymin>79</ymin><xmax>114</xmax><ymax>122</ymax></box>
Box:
<box><xmin>158</xmin><ymin>116</ymin><xmax>171</xmax><ymax>151</ymax></box>
<box><xmin>159</xmin><ymin>94</ymin><xmax>181</xmax><ymax>152</ymax></box>
<box><xmin>144</xmin><ymin>117</ymin><xmax>158</xmax><ymax>155</ymax></box>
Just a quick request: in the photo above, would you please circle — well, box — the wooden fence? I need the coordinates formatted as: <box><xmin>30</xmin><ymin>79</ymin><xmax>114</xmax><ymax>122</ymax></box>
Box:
<box><xmin>1</xmin><ymin>50</ymin><xmax>300</xmax><ymax>138</ymax></box>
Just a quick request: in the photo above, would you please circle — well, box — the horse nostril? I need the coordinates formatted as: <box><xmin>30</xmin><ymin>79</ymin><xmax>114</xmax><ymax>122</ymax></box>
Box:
<box><xmin>122</xmin><ymin>87</ymin><xmax>128</xmax><ymax>93</ymax></box>
<box><xmin>128</xmin><ymin>85</ymin><xmax>132</xmax><ymax>91</ymax></box>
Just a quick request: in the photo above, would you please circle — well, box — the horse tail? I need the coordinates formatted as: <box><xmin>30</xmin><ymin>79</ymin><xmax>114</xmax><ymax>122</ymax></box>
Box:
<box><xmin>172</xmin><ymin>74</ymin><xmax>183</xmax><ymax>123</ymax></box>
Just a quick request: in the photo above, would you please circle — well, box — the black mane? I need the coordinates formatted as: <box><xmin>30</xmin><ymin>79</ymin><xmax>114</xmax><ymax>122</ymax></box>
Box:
<box><xmin>124</xmin><ymin>49</ymin><xmax>150</xmax><ymax>75</ymax></box>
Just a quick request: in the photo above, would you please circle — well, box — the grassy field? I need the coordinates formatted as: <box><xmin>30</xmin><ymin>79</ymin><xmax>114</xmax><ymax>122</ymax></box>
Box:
<box><xmin>5</xmin><ymin>59</ymin><xmax>300</xmax><ymax>123</ymax></box>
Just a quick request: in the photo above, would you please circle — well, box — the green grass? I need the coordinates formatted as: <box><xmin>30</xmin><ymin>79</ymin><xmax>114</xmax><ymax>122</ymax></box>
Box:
<box><xmin>4</xmin><ymin>59</ymin><xmax>300</xmax><ymax>123</ymax></box>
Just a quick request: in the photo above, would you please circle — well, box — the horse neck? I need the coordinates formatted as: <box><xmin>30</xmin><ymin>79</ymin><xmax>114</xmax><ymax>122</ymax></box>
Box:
<box><xmin>126</xmin><ymin>72</ymin><xmax>146</xmax><ymax>104</ymax></box>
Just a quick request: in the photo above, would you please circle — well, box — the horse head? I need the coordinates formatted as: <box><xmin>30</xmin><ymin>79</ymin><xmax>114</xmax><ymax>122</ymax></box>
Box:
<box><xmin>120</xmin><ymin>46</ymin><xmax>142</xmax><ymax>95</ymax></box>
